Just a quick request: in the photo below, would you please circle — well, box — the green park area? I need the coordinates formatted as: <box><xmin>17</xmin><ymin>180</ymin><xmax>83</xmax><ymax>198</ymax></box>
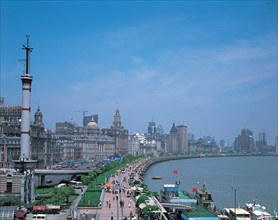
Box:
<box><xmin>36</xmin><ymin>186</ymin><xmax>77</xmax><ymax>205</ymax></box>
<box><xmin>26</xmin><ymin>185</ymin><xmax>78</xmax><ymax>210</ymax></box>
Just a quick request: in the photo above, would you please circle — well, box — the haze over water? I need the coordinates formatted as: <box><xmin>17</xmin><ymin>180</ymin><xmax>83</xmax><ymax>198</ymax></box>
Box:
<box><xmin>144</xmin><ymin>156</ymin><xmax>278</xmax><ymax>213</ymax></box>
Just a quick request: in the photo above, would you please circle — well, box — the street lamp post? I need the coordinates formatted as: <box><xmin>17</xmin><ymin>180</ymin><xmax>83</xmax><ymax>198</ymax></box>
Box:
<box><xmin>232</xmin><ymin>186</ymin><xmax>239</xmax><ymax>220</ymax></box>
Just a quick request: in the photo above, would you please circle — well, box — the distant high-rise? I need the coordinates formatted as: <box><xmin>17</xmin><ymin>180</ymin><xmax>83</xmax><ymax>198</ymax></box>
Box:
<box><xmin>148</xmin><ymin>121</ymin><xmax>156</xmax><ymax>134</ymax></box>
<box><xmin>234</xmin><ymin>129</ymin><xmax>255</xmax><ymax>152</ymax></box>
<box><xmin>176</xmin><ymin>124</ymin><xmax>188</xmax><ymax>153</ymax></box>
<box><xmin>156</xmin><ymin>124</ymin><xmax>164</xmax><ymax>134</ymax></box>
<box><xmin>219</xmin><ymin>139</ymin><xmax>227</xmax><ymax>148</ymax></box>
<box><xmin>167</xmin><ymin>123</ymin><xmax>178</xmax><ymax>153</ymax></box>
<box><xmin>256</xmin><ymin>129</ymin><xmax>267</xmax><ymax>147</ymax></box>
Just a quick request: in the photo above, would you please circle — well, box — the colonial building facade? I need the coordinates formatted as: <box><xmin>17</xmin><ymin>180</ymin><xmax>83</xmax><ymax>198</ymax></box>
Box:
<box><xmin>0</xmin><ymin>100</ymin><xmax>51</xmax><ymax>168</ymax></box>
<box><xmin>52</xmin><ymin>108</ymin><xmax>129</xmax><ymax>164</ymax></box>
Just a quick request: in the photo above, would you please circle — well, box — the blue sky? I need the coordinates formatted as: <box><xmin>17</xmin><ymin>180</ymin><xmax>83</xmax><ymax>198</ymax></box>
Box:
<box><xmin>1</xmin><ymin>0</ymin><xmax>277</xmax><ymax>145</ymax></box>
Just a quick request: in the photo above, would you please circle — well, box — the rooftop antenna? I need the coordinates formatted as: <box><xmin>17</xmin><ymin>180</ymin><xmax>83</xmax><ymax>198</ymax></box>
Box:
<box><xmin>18</xmin><ymin>35</ymin><xmax>33</xmax><ymax>74</ymax></box>
<box><xmin>22</xmin><ymin>35</ymin><xmax>33</xmax><ymax>75</ymax></box>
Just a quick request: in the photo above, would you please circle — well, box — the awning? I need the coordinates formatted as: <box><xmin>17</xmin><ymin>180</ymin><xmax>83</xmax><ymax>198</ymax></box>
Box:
<box><xmin>139</xmin><ymin>203</ymin><xmax>146</xmax><ymax>209</ymax></box>
<box><xmin>0</xmin><ymin>206</ymin><xmax>17</xmax><ymax>220</ymax></box>
<box><xmin>105</xmin><ymin>183</ymin><xmax>113</xmax><ymax>188</ymax></box>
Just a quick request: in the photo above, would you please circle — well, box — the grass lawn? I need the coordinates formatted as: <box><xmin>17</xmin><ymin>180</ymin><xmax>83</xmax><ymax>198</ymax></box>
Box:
<box><xmin>79</xmin><ymin>191</ymin><xmax>102</xmax><ymax>206</ymax></box>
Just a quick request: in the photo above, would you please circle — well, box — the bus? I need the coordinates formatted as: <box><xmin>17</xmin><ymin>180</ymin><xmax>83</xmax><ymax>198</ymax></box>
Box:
<box><xmin>70</xmin><ymin>180</ymin><xmax>83</xmax><ymax>189</ymax></box>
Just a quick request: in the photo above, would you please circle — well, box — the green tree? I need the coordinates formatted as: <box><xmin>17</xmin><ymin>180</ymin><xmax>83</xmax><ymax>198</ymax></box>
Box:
<box><xmin>61</xmin><ymin>186</ymin><xmax>75</xmax><ymax>204</ymax></box>
<box><xmin>51</xmin><ymin>185</ymin><xmax>75</xmax><ymax>205</ymax></box>
<box><xmin>0</xmin><ymin>196</ymin><xmax>21</xmax><ymax>206</ymax></box>
<box><xmin>81</xmin><ymin>175</ymin><xmax>90</xmax><ymax>185</ymax></box>
<box><xmin>142</xmin><ymin>205</ymin><xmax>160</xmax><ymax>217</ymax></box>
<box><xmin>51</xmin><ymin>186</ymin><xmax>62</xmax><ymax>205</ymax></box>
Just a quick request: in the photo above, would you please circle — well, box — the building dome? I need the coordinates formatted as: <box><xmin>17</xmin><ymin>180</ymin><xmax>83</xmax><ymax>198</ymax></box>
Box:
<box><xmin>85</xmin><ymin>118</ymin><xmax>100</xmax><ymax>136</ymax></box>
<box><xmin>86</xmin><ymin>119</ymin><xmax>99</xmax><ymax>128</ymax></box>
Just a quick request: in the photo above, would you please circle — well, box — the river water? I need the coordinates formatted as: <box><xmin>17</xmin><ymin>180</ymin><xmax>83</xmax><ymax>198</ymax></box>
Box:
<box><xmin>143</xmin><ymin>156</ymin><xmax>278</xmax><ymax>214</ymax></box>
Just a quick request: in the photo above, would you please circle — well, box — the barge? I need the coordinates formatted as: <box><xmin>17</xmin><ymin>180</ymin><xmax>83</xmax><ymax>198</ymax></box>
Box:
<box><xmin>159</xmin><ymin>180</ymin><xmax>220</xmax><ymax>220</ymax></box>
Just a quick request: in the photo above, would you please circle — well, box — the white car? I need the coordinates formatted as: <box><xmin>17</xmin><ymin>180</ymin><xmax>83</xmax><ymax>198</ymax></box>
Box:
<box><xmin>32</xmin><ymin>214</ymin><xmax>47</xmax><ymax>219</ymax></box>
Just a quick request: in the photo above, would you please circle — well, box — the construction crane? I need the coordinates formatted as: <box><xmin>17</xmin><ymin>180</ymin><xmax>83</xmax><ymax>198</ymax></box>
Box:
<box><xmin>74</xmin><ymin>110</ymin><xmax>88</xmax><ymax>118</ymax></box>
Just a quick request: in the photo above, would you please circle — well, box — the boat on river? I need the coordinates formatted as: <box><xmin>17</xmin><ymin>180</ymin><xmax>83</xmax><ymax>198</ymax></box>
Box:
<box><xmin>274</xmin><ymin>209</ymin><xmax>278</xmax><ymax>220</ymax></box>
<box><xmin>152</xmin><ymin>175</ymin><xmax>162</xmax><ymax>180</ymax></box>
<box><xmin>159</xmin><ymin>180</ymin><xmax>220</xmax><ymax>220</ymax></box>
<box><xmin>192</xmin><ymin>183</ymin><xmax>217</xmax><ymax>213</ymax></box>
<box><xmin>246</xmin><ymin>201</ymin><xmax>273</xmax><ymax>220</ymax></box>
<box><xmin>223</xmin><ymin>208</ymin><xmax>251</xmax><ymax>220</ymax></box>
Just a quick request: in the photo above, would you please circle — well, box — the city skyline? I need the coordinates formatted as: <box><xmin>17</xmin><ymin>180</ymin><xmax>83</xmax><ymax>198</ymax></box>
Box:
<box><xmin>1</xmin><ymin>1</ymin><xmax>277</xmax><ymax>145</ymax></box>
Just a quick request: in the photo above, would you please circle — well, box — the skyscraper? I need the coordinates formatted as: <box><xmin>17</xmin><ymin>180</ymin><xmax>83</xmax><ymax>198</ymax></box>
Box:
<box><xmin>234</xmin><ymin>129</ymin><xmax>255</xmax><ymax>152</ymax></box>
<box><xmin>148</xmin><ymin>121</ymin><xmax>156</xmax><ymax>134</ymax></box>
<box><xmin>256</xmin><ymin>129</ymin><xmax>267</xmax><ymax>147</ymax></box>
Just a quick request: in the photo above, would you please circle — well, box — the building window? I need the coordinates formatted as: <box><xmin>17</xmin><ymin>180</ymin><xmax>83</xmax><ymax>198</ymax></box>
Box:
<box><xmin>6</xmin><ymin>182</ymin><xmax>12</xmax><ymax>193</ymax></box>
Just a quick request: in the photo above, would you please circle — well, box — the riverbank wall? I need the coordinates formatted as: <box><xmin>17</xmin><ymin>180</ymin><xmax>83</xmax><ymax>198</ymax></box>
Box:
<box><xmin>138</xmin><ymin>153</ymin><xmax>276</xmax><ymax>181</ymax></box>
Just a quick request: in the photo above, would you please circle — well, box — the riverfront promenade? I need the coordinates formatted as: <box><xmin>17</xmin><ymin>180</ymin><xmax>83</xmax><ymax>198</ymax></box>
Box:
<box><xmin>78</xmin><ymin>163</ymin><xmax>140</xmax><ymax>220</ymax></box>
<box><xmin>26</xmin><ymin>158</ymin><xmax>151</xmax><ymax>220</ymax></box>
<box><xmin>77</xmin><ymin>157</ymin><xmax>156</xmax><ymax>220</ymax></box>
<box><xmin>26</xmin><ymin>165</ymin><xmax>140</xmax><ymax>220</ymax></box>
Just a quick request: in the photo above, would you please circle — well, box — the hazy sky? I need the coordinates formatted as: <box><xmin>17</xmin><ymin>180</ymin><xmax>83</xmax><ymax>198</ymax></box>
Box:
<box><xmin>1</xmin><ymin>1</ymin><xmax>277</xmax><ymax>145</ymax></box>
